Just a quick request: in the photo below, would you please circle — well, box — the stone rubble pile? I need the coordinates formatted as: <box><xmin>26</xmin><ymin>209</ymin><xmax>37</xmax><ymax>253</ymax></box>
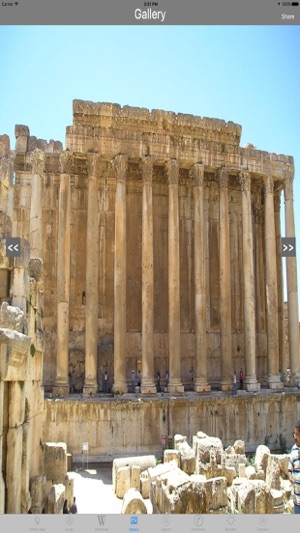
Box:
<box><xmin>113</xmin><ymin>431</ymin><xmax>293</xmax><ymax>514</ymax></box>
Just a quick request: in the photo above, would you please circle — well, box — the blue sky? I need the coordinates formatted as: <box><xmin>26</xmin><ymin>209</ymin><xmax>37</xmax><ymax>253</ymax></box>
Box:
<box><xmin>1</xmin><ymin>25</ymin><xmax>300</xmax><ymax>303</ymax></box>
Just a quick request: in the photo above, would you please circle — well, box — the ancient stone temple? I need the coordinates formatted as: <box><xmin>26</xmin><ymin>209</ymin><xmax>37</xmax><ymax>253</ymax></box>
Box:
<box><xmin>1</xmin><ymin>99</ymin><xmax>300</xmax><ymax>396</ymax></box>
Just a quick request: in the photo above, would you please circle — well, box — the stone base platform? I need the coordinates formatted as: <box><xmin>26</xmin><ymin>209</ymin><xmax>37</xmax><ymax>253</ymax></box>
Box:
<box><xmin>43</xmin><ymin>389</ymin><xmax>300</xmax><ymax>461</ymax></box>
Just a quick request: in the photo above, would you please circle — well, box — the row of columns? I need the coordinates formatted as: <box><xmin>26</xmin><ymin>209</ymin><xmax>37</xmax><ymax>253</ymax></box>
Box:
<box><xmin>49</xmin><ymin>153</ymin><xmax>300</xmax><ymax>395</ymax></box>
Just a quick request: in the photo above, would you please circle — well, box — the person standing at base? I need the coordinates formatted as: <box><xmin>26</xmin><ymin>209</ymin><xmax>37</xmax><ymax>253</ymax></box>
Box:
<box><xmin>288</xmin><ymin>420</ymin><xmax>300</xmax><ymax>514</ymax></box>
<box><xmin>165</xmin><ymin>370</ymin><xmax>169</xmax><ymax>390</ymax></box>
<box><xmin>239</xmin><ymin>367</ymin><xmax>244</xmax><ymax>390</ymax></box>
<box><xmin>232</xmin><ymin>371</ymin><xmax>237</xmax><ymax>395</ymax></box>
<box><xmin>137</xmin><ymin>370</ymin><xmax>141</xmax><ymax>391</ymax></box>
<box><xmin>103</xmin><ymin>370</ymin><xmax>108</xmax><ymax>394</ymax></box>
<box><xmin>69</xmin><ymin>496</ymin><xmax>77</xmax><ymax>514</ymax></box>
<box><xmin>131</xmin><ymin>370</ymin><xmax>135</xmax><ymax>393</ymax></box>
<box><xmin>157</xmin><ymin>371</ymin><xmax>161</xmax><ymax>392</ymax></box>
<box><xmin>63</xmin><ymin>499</ymin><xmax>69</xmax><ymax>514</ymax></box>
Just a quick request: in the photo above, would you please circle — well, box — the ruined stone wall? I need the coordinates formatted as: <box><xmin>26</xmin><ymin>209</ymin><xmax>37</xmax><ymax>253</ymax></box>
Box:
<box><xmin>0</xmin><ymin>135</ymin><xmax>46</xmax><ymax>513</ymax></box>
<box><xmin>43</xmin><ymin>392</ymin><xmax>300</xmax><ymax>460</ymax></box>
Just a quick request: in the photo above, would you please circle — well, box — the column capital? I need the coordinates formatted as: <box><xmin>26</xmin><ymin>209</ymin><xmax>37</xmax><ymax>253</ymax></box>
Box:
<box><xmin>191</xmin><ymin>162</ymin><xmax>205</xmax><ymax>187</ymax></box>
<box><xmin>86</xmin><ymin>153</ymin><xmax>101</xmax><ymax>178</ymax></box>
<box><xmin>219</xmin><ymin>167</ymin><xmax>230</xmax><ymax>189</ymax></box>
<box><xmin>166</xmin><ymin>158</ymin><xmax>179</xmax><ymax>185</ymax></box>
<box><xmin>142</xmin><ymin>156</ymin><xmax>154</xmax><ymax>184</ymax></box>
<box><xmin>284</xmin><ymin>176</ymin><xmax>294</xmax><ymax>201</ymax></box>
<box><xmin>113</xmin><ymin>154</ymin><xmax>128</xmax><ymax>181</ymax></box>
<box><xmin>31</xmin><ymin>149</ymin><xmax>44</xmax><ymax>176</ymax></box>
<box><xmin>59</xmin><ymin>152</ymin><xmax>74</xmax><ymax>175</ymax></box>
<box><xmin>263</xmin><ymin>174</ymin><xmax>274</xmax><ymax>195</ymax></box>
<box><xmin>239</xmin><ymin>171</ymin><xmax>251</xmax><ymax>192</ymax></box>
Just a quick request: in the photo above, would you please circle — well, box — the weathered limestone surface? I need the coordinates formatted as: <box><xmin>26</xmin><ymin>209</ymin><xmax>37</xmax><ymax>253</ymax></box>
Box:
<box><xmin>112</xmin><ymin>455</ymin><xmax>156</xmax><ymax>492</ymax></box>
<box><xmin>44</xmin><ymin>442</ymin><xmax>67</xmax><ymax>484</ymax></box>
<box><xmin>45</xmin><ymin>483</ymin><xmax>65</xmax><ymax>514</ymax></box>
<box><xmin>44</xmin><ymin>394</ymin><xmax>300</xmax><ymax>458</ymax></box>
<box><xmin>121</xmin><ymin>488</ymin><xmax>148</xmax><ymax>514</ymax></box>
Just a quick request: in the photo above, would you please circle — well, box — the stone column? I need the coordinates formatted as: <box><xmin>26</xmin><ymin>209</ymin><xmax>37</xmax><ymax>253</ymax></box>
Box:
<box><xmin>83</xmin><ymin>154</ymin><xmax>100</xmax><ymax>395</ymax></box>
<box><xmin>240</xmin><ymin>171</ymin><xmax>260</xmax><ymax>392</ymax></box>
<box><xmin>166</xmin><ymin>159</ymin><xmax>184</xmax><ymax>393</ymax></box>
<box><xmin>113</xmin><ymin>155</ymin><xmax>128</xmax><ymax>394</ymax></box>
<box><xmin>30</xmin><ymin>149</ymin><xmax>44</xmax><ymax>258</ymax></box>
<box><xmin>6</xmin><ymin>381</ymin><xmax>25</xmax><ymax>513</ymax></box>
<box><xmin>219</xmin><ymin>168</ymin><xmax>232</xmax><ymax>391</ymax></box>
<box><xmin>0</xmin><ymin>381</ymin><xmax>4</xmax><ymax>513</ymax></box>
<box><xmin>0</xmin><ymin>136</ymin><xmax>13</xmax><ymax>306</ymax></box>
<box><xmin>141</xmin><ymin>157</ymin><xmax>156</xmax><ymax>394</ymax></box>
<box><xmin>192</xmin><ymin>163</ymin><xmax>210</xmax><ymax>392</ymax></box>
<box><xmin>274</xmin><ymin>190</ymin><xmax>286</xmax><ymax>377</ymax></box>
<box><xmin>284</xmin><ymin>175</ymin><xmax>300</xmax><ymax>385</ymax></box>
<box><xmin>264</xmin><ymin>174</ymin><xmax>283</xmax><ymax>389</ymax></box>
<box><xmin>53</xmin><ymin>153</ymin><xmax>72</xmax><ymax>396</ymax></box>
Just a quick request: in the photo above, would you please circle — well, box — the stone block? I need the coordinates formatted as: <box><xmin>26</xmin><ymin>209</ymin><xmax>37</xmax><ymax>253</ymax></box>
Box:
<box><xmin>121</xmin><ymin>488</ymin><xmax>147</xmax><ymax>514</ymax></box>
<box><xmin>45</xmin><ymin>483</ymin><xmax>65</xmax><ymax>514</ymax></box>
<box><xmin>253</xmin><ymin>480</ymin><xmax>267</xmax><ymax>514</ymax></box>
<box><xmin>21</xmin><ymin>422</ymin><xmax>31</xmax><ymax>513</ymax></box>
<box><xmin>0</xmin><ymin>302</ymin><xmax>24</xmax><ymax>333</ymax></box>
<box><xmin>115</xmin><ymin>465</ymin><xmax>131</xmax><ymax>499</ymax></box>
<box><xmin>245</xmin><ymin>465</ymin><xmax>257</xmax><ymax>480</ymax></box>
<box><xmin>281</xmin><ymin>479</ymin><xmax>292</xmax><ymax>499</ymax></box>
<box><xmin>9</xmin><ymin>382</ymin><xmax>26</xmax><ymax>426</ymax></box>
<box><xmin>239</xmin><ymin>463</ymin><xmax>246</xmax><ymax>478</ymax></box>
<box><xmin>0</xmin><ymin>134</ymin><xmax>10</xmax><ymax>156</ymax></box>
<box><xmin>28</xmin><ymin>258</ymin><xmax>43</xmax><ymax>282</ymax></box>
<box><xmin>176</xmin><ymin>440</ymin><xmax>196</xmax><ymax>475</ymax></box>
<box><xmin>224</xmin><ymin>466</ymin><xmax>236</xmax><ymax>485</ymax></box>
<box><xmin>238</xmin><ymin>481</ymin><xmax>255</xmax><ymax>514</ymax></box>
<box><xmin>0</xmin><ymin>472</ymin><xmax>4</xmax><ymax>514</ymax></box>
<box><xmin>233</xmin><ymin>439</ymin><xmax>245</xmax><ymax>454</ymax></box>
<box><xmin>164</xmin><ymin>449</ymin><xmax>180</xmax><ymax>467</ymax></box>
<box><xmin>112</xmin><ymin>455</ymin><xmax>156</xmax><ymax>490</ymax></box>
<box><xmin>267</xmin><ymin>488</ymin><xmax>285</xmax><ymax>514</ymax></box>
<box><xmin>67</xmin><ymin>453</ymin><xmax>73</xmax><ymax>472</ymax></box>
<box><xmin>195</xmin><ymin>433</ymin><xmax>223</xmax><ymax>470</ymax></box>
<box><xmin>148</xmin><ymin>461</ymin><xmax>177</xmax><ymax>483</ymax></box>
<box><xmin>131</xmin><ymin>465</ymin><xmax>141</xmax><ymax>490</ymax></box>
<box><xmin>15</xmin><ymin>125</ymin><xmax>29</xmax><ymax>152</ymax></box>
<box><xmin>64</xmin><ymin>476</ymin><xmax>74</xmax><ymax>508</ymax></box>
<box><xmin>265</xmin><ymin>455</ymin><xmax>281</xmax><ymax>490</ymax></box>
<box><xmin>140</xmin><ymin>471</ymin><xmax>150</xmax><ymax>499</ymax></box>
<box><xmin>255</xmin><ymin>444</ymin><xmax>270</xmax><ymax>473</ymax></box>
<box><xmin>30</xmin><ymin>474</ymin><xmax>47</xmax><ymax>509</ymax></box>
<box><xmin>204</xmin><ymin>476</ymin><xmax>227</xmax><ymax>512</ymax></box>
<box><xmin>164</xmin><ymin>467</ymin><xmax>190</xmax><ymax>492</ymax></box>
<box><xmin>224</xmin><ymin>452</ymin><xmax>247</xmax><ymax>475</ymax></box>
<box><xmin>44</xmin><ymin>442</ymin><xmax>67</xmax><ymax>484</ymax></box>
<box><xmin>6</xmin><ymin>426</ymin><xmax>23</xmax><ymax>513</ymax></box>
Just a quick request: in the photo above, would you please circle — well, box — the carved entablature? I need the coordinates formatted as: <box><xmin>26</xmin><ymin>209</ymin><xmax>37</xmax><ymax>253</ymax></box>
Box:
<box><xmin>239</xmin><ymin>171</ymin><xmax>251</xmax><ymax>193</ymax></box>
<box><xmin>31</xmin><ymin>149</ymin><xmax>45</xmax><ymax>176</ymax></box>
<box><xmin>191</xmin><ymin>163</ymin><xmax>205</xmax><ymax>187</ymax></box>
<box><xmin>142</xmin><ymin>156</ymin><xmax>154</xmax><ymax>184</ymax></box>
<box><xmin>263</xmin><ymin>174</ymin><xmax>274</xmax><ymax>195</ymax></box>
<box><xmin>86</xmin><ymin>153</ymin><xmax>101</xmax><ymax>178</ymax></box>
<box><xmin>59</xmin><ymin>152</ymin><xmax>74</xmax><ymax>175</ymax></box>
<box><xmin>165</xmin><ymin>158</ymin><xmax>179</xmax><ymax>185</ymax></box>
<box><xmin>219</xmin><ymin>167</ymin><xmax>230</xmax><ymax>189</ymax></box>
<box><xmin>113</xmin><ymin>154</ymin><xmax>128</xmax><ymax>182</ymax></box>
